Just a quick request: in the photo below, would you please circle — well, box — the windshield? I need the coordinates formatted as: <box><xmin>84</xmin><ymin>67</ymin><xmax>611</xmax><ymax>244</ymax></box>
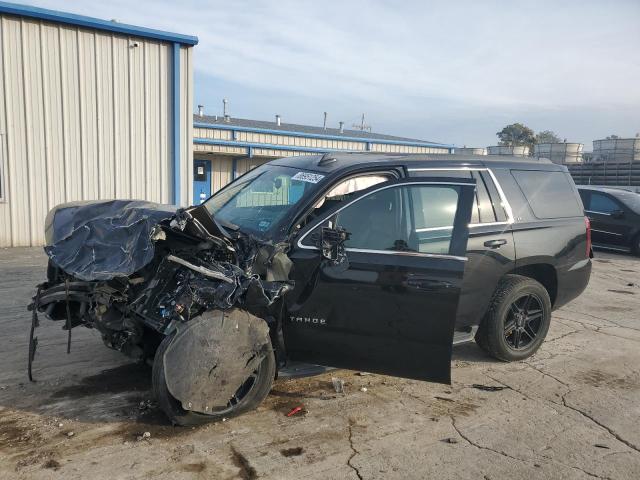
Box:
<box><xmin>203</xmin><ymin>164</ymin><xmax>326</xmax><ymax>238</ymax></box>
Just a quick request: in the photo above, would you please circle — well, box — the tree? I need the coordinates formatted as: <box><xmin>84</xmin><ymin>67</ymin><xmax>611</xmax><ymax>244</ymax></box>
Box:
<box><xmin>535</xmin><ymin>130</ymin><xmax>562</xmax><ymax>144</ymax></box>
<box><xmin>496</xmin><ymin>123</ymin><xmax>536</xmax><ymax>152</ymax></box>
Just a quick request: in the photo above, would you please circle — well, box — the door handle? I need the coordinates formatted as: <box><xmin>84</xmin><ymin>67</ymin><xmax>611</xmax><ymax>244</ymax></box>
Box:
<box><xmin>484</xmin><ymin>239</ymin><xmax>507</xmax><ymax>249</ymax></box>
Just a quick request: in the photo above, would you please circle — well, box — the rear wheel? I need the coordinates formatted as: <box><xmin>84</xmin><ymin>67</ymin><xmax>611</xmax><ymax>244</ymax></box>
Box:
<box><xmin>152</xmin><ymin>332</ymin><xmax>276</xmax><ymax>426</ymax></box>
<box><xmin>475</xmin><ymin>274</ymin><xmax>551</xmax><ymax>361</ymax></box>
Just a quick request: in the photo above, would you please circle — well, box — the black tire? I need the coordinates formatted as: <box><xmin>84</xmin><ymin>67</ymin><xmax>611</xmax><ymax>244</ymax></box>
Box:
<box><xmin>152</xmin><ymin>332</ymin><xmax>276</xmax><ymax>426</ymax></box>
<box><xmin>475</xmin><ymin>274</ymin><xmax>551</xmax><ymax>362</ymax></box>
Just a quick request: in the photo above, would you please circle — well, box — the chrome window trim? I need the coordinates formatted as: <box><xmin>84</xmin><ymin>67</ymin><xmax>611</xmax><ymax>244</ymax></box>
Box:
<box><xmin>345</xmin><ymin>247</ymin><xmax>467</xmax><ymax>262</ymax></box>
<box><xmin>296</xmin><ymin>180</ymin><xmax>471</xmax><ymax>261</ymax></box>
<box><xmin>590</xmin><ymin>228</ymin><xmax>622</xmax><ymax>236</ymax></box>
<box><xmin>585</xmin><ymin>209</ymin><xmax>612</xmax><ymax>216</ymax></box>
<box><xmin>415</xmin><ymin>226</ymin><xmax>453</xmax><ymax>233</ymax></box>
<box><xmin>406</xmin><ymin>167</ymin><xmax>515</xmax><ymax>225</ymax></box>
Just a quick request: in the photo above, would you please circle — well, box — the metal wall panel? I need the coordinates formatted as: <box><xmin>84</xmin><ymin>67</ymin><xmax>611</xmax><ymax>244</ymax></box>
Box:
<box><xmin>180</xmin><ymin>45</ymin><xmax>194</xmax><ymax>207</ymax></box>
<box><xmin>0</xmin><ymin>14</ymin><xmax>193</xmax><ymax>246</ymax></box>
<box><xmin>370</xmin><ymin>143</ymin><xmax>449</xmax><ymax>154</ymax></box>
<box><xmin>194</xmin><ymin>143</ymin><xmax>246</xmax><ymax>155</ymax></box>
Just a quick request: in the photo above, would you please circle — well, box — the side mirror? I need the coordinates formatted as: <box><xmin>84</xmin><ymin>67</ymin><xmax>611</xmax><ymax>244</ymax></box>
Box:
<box><xmin>611</xmin><ymin>209</ymin><xmax>625</xmax><ymax>219</ymax></box>
<box><xmin>320</xmin><ymin>227</ymin><xmax>351</xmax><ymax>261</ymax></box>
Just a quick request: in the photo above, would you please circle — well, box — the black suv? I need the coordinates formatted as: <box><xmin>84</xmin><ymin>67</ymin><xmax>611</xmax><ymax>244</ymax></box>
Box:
<box><xmin>31</xmin><ymin>153</ymin><xmax>591</xmax><ymax>425</ymax></box>
<box><xmin>578</xmin><ymin>186</ymin><xmax>640</xmax><ymax>255</ymax></box>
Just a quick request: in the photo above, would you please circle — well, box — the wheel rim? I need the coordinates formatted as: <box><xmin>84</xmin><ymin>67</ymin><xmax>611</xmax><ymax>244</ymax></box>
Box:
<box><xmin>503</xmin><ymin>293</ymin><xmax>544</xmax><ymax>350</ymax></box>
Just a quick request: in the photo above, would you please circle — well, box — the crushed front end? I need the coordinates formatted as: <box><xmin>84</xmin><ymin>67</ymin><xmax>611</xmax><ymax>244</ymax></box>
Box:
<box><xmin>28</xmin><ymin>199</ymin><xmax>294</xmax><ymax>422</ymax></box>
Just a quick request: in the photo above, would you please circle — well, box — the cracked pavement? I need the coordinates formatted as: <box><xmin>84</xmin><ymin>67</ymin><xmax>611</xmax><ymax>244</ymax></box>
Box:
<box><xmin>1</xmin><ymin>248</ymin><xmax>639</xmax><ymax>479</ymax></box>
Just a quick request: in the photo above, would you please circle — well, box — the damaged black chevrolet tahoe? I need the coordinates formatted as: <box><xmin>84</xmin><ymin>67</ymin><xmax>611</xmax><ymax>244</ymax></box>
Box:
<box><xmin>29</xmin><ymin>153</ymin><xmax>592</xmax><ymax>425</ymax></box>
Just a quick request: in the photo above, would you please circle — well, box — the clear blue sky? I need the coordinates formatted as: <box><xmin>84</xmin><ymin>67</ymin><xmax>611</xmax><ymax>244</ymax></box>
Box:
<box><xmin>30</xmin><ymin>0</ymin><xmax>640</xmax><ymax>149</ymax></box>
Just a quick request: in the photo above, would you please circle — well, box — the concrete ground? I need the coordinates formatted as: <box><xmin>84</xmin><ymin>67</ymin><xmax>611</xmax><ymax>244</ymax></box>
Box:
<box><xmin>1</xmin><ymin>248</ymin><xmax>639</xmax><ymax>480</ymax></box>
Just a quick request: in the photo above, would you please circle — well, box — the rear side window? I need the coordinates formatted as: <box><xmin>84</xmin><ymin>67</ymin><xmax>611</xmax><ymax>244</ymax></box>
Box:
<box><xmin>479</xmin><ymin>172</ymin><xmax>508</xmax><ymax>222</ymax></box>
<box><xmin>511</xmin><ymin>170</ymin><xmax>583</xmax><ymax>219</ymax></box>
<box><xmin>588</xmin><ymin>192</ymin><xmax>620</xmax><ymax>214</ymax></box>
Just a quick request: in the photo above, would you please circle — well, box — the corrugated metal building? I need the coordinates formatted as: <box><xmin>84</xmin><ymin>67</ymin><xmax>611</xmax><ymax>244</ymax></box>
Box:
<box><xmin>0</xmin><ymin>2</ymin><xmax>197</xmax><ymax>246</ymax></box>
<box><xmin>191</xmin><ymin>113</ymin><xmax>453</xmax><ymax>203</ymax></box>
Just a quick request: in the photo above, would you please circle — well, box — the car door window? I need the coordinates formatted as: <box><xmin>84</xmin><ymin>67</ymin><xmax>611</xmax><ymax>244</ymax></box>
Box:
<box><xmin>408</xmin><ymin>169</ymin><xmax>510</xmax><ymax>224</ymax></box>
<box><xmin>588</xmin><ymin>193</ymin><xmax>620</xmax><ymax>214</ymax></box>
<box><xmin>409</xmin><ymin>185</ymin><xmax>459</xmax><ymax>254</ymax></box>
<box><xmin>298</xmin><ymin>173</ymin><xmax>395</xmax><ymax>230</ymax></box>
<box><xmin>335</xmin><ymin>185</ymin><xmax>408</xmax><ymax>251</ymax></box>
<box><xmin>323</xmin><ymin>184</ymin><xmax>461</xmax><ymax>255</ymax></box>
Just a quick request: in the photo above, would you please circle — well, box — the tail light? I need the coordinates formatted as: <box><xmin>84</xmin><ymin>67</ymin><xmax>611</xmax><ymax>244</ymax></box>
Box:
<box><xmin>585</xmin><ymin>216</ymin><xmax>592</xmax><ymax>257</ymax></box>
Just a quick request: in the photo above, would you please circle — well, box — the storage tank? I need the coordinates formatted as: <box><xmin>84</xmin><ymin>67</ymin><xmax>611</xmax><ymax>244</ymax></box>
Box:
<box><xmin>534</xmin><ymin>142</ymin><xmax>583</xmax><ymax>164</ymax></box>
<box><xmin>487</xmin><ymin>145</ymin><xmax>529</xmax><ymax>156</ymax></box>
<box><xmin>592</xmin><ymin>136</ymin><xmax>640</xmax><ymax>163</ymax></box>
<box><xmin>455</xmin><ymin>147</ymin><xmax>487</xmax><ymax>155</ymax></box>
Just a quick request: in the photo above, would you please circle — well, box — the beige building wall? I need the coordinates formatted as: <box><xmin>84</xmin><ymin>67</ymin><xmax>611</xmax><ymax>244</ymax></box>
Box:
<box><xmin>0</xmin><ymin>14</ymin><xmax>193</xmax><ymax>246</ymax></box>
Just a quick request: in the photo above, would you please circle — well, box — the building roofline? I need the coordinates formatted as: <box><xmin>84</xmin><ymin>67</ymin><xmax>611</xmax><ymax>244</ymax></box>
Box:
<box><xmin>193</xmin><ymin>120</ymin><xmax>453</xmax><ymax>149</ymax></box>
<box><xmin>0</xmin><ymin>1</ymin><xmax>199</xmax><ymax>45</ymax></box>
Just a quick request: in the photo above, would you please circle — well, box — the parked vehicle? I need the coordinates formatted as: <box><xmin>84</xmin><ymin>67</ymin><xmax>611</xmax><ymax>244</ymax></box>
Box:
<box><xmin>578</xmin><ymin>186</ymin><xmax>640</xmax><ymax>255</ymax></box>
<box><xmin>30</xmin><ymin>153</ymin><xmax>591</xmax><ymax>425</ymax></box>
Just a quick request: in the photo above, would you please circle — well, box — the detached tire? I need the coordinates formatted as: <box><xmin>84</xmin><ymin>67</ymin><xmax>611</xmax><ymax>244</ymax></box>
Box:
<box><xmin>152</xmin><ymin>332</ymin><xmax>276</xmax><ymax>426</ymax></box>
<box><xmin>475</xmin><ymin>274</ymin><xmax>551</xmax><ymax>362</ymax></box>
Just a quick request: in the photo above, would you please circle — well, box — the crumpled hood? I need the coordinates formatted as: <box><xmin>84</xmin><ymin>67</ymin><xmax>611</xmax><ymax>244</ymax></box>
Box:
<box><xmin>44</xmin><ymin>200</ymin><xmax>177</xmax><ymax>281</ymax></box>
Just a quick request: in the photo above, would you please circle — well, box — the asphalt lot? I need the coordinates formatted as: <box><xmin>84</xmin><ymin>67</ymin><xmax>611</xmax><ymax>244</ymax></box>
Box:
<box><xmin>1</xmin><ymin>247</ymin><xmax>639</xmax><ymax>480</ymax></box>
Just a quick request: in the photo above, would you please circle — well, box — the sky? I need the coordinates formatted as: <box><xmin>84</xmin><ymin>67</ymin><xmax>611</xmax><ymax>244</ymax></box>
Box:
<box><xmin>29</xmin><ymin>0</ymin><xmax>640</xmax><ymax>149</ymax></box>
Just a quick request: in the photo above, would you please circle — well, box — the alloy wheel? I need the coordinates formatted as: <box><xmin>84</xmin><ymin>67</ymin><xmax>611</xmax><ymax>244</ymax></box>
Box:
<box><xmin>503</xmin><ymin>293</ymin><xmax>544</xmax><ymax>350</ymax></box>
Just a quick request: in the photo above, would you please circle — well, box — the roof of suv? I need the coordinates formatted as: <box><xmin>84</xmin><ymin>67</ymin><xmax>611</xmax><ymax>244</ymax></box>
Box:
<box><xmin>271</xmin><ymin>152</ymin><xmax>564</xmax><ymax>174</ymax></box>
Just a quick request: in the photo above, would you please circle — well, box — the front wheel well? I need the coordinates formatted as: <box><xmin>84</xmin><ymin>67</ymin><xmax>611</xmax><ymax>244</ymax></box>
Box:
<box><xmin>506</xmin><ymin>264</ymin><xmax>558</xmax><ymax>307</ymax></box>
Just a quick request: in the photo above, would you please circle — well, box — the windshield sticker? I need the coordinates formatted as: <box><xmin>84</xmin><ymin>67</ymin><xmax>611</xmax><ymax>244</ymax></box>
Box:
<box><xmin>258</xmin><ymin>220</ymin><xmax>271</xmax><ymax>231</ymax></box>
<box><xmin>291</xmin><ymin>172</ymin><xmax>325</xmax><ymax>184</ymax></box>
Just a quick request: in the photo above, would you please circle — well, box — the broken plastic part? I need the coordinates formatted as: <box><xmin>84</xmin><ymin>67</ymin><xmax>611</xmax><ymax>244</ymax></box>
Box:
<box><xmin>162</xmin><ymin>309</ymin><xmax>270</xmax><ymax>412</ymax></box>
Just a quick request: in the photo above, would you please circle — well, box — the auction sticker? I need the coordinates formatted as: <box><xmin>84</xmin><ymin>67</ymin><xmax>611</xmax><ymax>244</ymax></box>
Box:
<box><xmin>291</xmin><ymin>172</ymin><xmax>325</xmax><ymax>184</ymax></box>
<box><xmin>258</xmin><ymin>220</ymin><xmax>271</xmax><ymax>231</ymax></box>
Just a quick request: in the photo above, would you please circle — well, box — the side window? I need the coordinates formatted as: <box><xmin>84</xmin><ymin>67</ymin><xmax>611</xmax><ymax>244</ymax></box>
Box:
<box><xmin>306</xmin><ymin>173</ymin><xmax>395</xmax><ymax>223</ymax></box>
<box><xmin>480</xmin><ymin>171</ymin><xmax>508</xmax><ymax>222</ymax></box>
<box><xmin>578</xmin><ymin>190</ymin><xmax>589</xmax><ymax>210</ymax></box>
<box><xmin>409</xmin><ymin>185</ymin><xmax>460</xmax><ymax>254</ymax></box>
<box><xmin>408</xmin><ymin>169</ymin><xmax>510</xmax><ymax>224</ymax></box>
<box><xmin>409</xmin><ymin>170</ymin><xmax>479</xmax><ymax>223</ymax></box>
<box><xmin>589</xmin><ymin>193</ymin><xmax>620</xmax><ymax>214</ymax></box>
<box><xmin>471</xmin><ymin>171</ymin><xmax>495</xmax><ymax>223</ymax></box>
<box><xmin>327</xmin><ymin>184</ymin><xmax>461</xmax><ymax>255</ymax></box>
<box><xmin>335</xmin><ymin>186</ymin><xmax>407</xmax><ymax>251</ymax></box>
<box><xmin>511</xmin><ymin>170</ymin><xmax>583</xmax><ymax>219</ymax></box>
